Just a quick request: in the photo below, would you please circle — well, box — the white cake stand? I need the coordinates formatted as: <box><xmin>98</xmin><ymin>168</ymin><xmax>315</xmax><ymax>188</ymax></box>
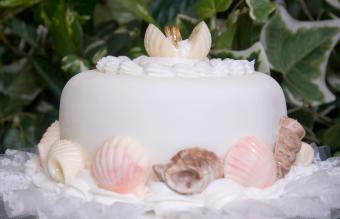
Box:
<box><xmin>1</xmin><ymin>149</ymin><xmax>340</xmax><ymax>219</ymax></box>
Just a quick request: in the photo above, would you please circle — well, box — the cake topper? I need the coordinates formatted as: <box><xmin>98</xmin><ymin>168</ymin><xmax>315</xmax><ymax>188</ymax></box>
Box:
<box><xmin>144</xmin><ymin>21</ymin><xmax>211</xmax><ymax>59</ymax></box>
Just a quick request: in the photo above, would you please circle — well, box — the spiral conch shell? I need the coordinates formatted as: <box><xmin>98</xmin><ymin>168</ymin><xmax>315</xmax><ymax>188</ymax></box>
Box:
<box><xmin>274</xmin><ymin>117</ymin><xmax>305</xmax><ymax>178</ymax></box>
<box><xmin>153</xmin><ymin>147</ymin><xmax>223</xmax><ymax>195</ymax></box>
<box><xmin>91</xmin><ymin>136</ymin><xmax>151</xmax><ymax>194</ymax></box>
<box><xmin>224</xmin><ymin>136</ymin><xmax>277</xmax><ymax>188</ymax></box>
<box><xmin>144</xmin><ymin>21</ymin><xmax>211</xmax><ymax>59</ymax></box>
<box><xmin>37</xmin><ymin>121</ymin><xmax>60</xmax><ymax>168</ymax></box>
<box><xmin>47</xmin><ymin>140</ymin><xmax>88</xmax><ymax>184</ymax></box>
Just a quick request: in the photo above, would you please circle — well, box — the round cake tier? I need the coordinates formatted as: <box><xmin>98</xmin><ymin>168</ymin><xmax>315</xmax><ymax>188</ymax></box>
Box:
<box><xmin>59</xmin><ymin>71</ymin><xmax>287</xmax><ymax>162</ymax></box>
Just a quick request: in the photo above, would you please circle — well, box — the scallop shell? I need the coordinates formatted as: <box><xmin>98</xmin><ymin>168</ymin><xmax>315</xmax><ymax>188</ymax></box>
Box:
<box><xmin>224</xmin><ymin>136</ymin><xmax>277</xmax><ymax>188</ymax></box>
<box><xmin>47</xmin><ymin>140</ymin><xmax>88</xmax><ymax>184</ymax></box>
<box><xmin>294</xmin><ymin>142</ymin><xmax>315</xmax><ymax>166</ymax></box>
<box><xmin>279</xmin><ymin>116</ymin><xmax>305</xmax><ymax>140</ymax></box>
<box><xmin>144</xmin><ymin>24</ymin><xmax>177</xmax><ymax>57</ymax></box>
<box><xmin>91</xmin><ymin>136</ymin><xmax>151</xmax><ymax>194</ymax></box>
<box><xmin>187</xmin><ymin>21</ymin><xmax>212</xmax><ymax>60</ymax></box>
<box><xmin>37</xmin><ymin>121</ymin><xmax>60</xmax><ymax>168</ymax></box>
<box><xmin>153</xmin><ymin>147</ymin><xmax>223</xmax><ymax>195</ymax></box>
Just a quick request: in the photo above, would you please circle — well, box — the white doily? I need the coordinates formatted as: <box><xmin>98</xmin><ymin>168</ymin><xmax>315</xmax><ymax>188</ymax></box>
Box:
<box><xmin>1</xmin><ymin>149</ymin><xmax>340</xmax><ymax>219</ymax></box>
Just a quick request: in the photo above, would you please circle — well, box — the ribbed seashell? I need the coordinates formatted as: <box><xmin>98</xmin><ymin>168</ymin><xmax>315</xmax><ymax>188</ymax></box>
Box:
<box><xmin>153</xmin><ymin>147</ymin><xmax>223</xmax><ymax>195</ymax></box>
<box><xmin>37</xmin><ymin>121</ymin><xmax>60</xmax><ymax>168</ymax></box>
<box><xmin>47</xmin><ymin>140</ymin><xmax>88</xmax><ymax>184</ymax></box>
<box><xmin>144</xmin><ymin>24</ymin><xmax>177</xmax><ymax>57</ymax></box>
<box><xmin>294</xmin><ymin>142</ymin><xmax>315</xmax><ymax>166</ymax></box>
<box><xmin>187</xmin><ymin>21</ymin><xmax>212</xmax><ymax>59</ymax></box>
<box><xmin>274</xmin><ymin>127</ymin><xmax>302</xmax><ymax>178</ymax></box>
<box><xmin>279</xmin><ymin>116</ymin><xmax>305</xmax><ymax>140</ymax></box>
<box><xmin>224</xmin><ymin>136</ymin><xmax>277</xmax><ymax>188</ymax></box>
<box><xmin>91</xmin><ymin>136</ymin><xmax>151</xmax><ymax>194</ymax></box>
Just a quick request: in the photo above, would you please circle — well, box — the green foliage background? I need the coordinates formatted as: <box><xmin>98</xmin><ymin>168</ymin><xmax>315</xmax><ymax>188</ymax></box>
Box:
<box><xmin>0</xmin><ymin>0</ymin><xmax>339</xmax><ymax>154</ymax></box>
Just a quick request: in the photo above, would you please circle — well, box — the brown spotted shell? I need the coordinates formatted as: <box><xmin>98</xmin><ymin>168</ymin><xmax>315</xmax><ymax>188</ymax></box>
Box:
<box><xmin>279</xmin><ymin>117</ymin><xmax>305</xmax><ymax>140</ymax></box>
<box><xmin>153</xmin><ymin>147</ymin><xmax>223</xmax><ymax>195</ymax></box>
<box><xmin>274</xmin><ymin>117</ymin><xmax>305</xmax><ymax>178</ymax></box>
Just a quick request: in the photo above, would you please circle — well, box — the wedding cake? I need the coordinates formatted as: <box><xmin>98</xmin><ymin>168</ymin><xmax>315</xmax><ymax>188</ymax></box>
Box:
<box><xmin>37</xmin><ymin>22</ymin><xmax>314</xmax><ymax>197</ymax></box>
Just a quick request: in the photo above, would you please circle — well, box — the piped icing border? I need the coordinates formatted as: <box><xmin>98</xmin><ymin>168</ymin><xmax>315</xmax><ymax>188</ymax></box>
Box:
<box><xmin>96</xmin><ymin>55</ymin><xmax>255</xmax><ymax>77</ymax></box>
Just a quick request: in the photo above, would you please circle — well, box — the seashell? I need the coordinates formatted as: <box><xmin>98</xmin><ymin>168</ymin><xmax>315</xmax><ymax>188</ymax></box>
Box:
<box><xmin>91</xmin><ymin>136</ymin><xmax>151</xmax><ymax>194</ymax></box>
<box><xmin>144</xmin><ymin>24</ymin><xmax>177</xmax><ymax>57</ymax></box>
<box><xmin>153</xmin><ymin>147</ymin><xmax>223</xmax><ymax>195</ymax></box>
<box><xmin>224</xmin><ymin>136</ymin><xmax>277</xmax><ymax>188</ymax></box>
<box><xmin>274</xmin><ymin>127</ymin><xmax>302</xmax><ymax>178</ymax></box>
<box><xmin>37</xmin><ymin>121</ymin><xmax>60</xmax><ymax>168</ymax></box>
<box><xmin>279</xmin><ymin>116</ymin><xmax>305</xmax><ymax>140</ymax></box>
<box><xmin>47</xmin><ymin>140</ymin><xmax>88</xmax><ymax>184</ymax></box>
<box><xmin>294</xmin><ymin>142</ymin><xmax>315</xmax><ymax>166</ymax></box>
<box><xmin>144</xmin><ymin>22</ymin><xmax>211</xmax><ymax>59</ymax></box>
<box><xmin>187</xmin><ymin>21</ymin><xmax>212</xmax><ymax>60</ymax></box>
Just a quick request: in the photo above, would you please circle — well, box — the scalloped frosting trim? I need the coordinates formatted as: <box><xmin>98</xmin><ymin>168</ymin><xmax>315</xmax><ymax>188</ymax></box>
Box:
<box><xmin>96</xmin><ymin>56</ymin><xmax>255</xmax><ymax>78</ymax></box>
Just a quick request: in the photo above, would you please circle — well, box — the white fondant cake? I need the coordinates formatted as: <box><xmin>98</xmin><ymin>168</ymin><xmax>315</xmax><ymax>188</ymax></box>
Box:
<box><xmin>36</xmin><ymin>21</ymin><xmax>305</xmax><ymax>197</ymax></box>
<box><xmin>60</xmin><ymin>67</ymin><xmax>286</xmax><ymax>163</ymax></box>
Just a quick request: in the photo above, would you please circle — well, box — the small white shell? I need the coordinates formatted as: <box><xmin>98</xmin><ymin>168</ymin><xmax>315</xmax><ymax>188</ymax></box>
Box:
<box><xmin>144</xmin><ymin>24</ymin><xmax>177</xmax><ymax>57</ymax></box>
<box><xmin>47</xmin><ymin>140</ymin><xmax>88</xmax><ymax>184</ymax></box>
<box><xmin>294</xmin><ymin>142</ymin><xmax>315</xmax><ymax>166</ymax></box>
<box><xmin>91</xmin><ymin>136</ymin><xmax>151</xmax><ymax>194</ymax></box>
<box><xmin>37</xmin><ymin>121</ymin><xmax>60</xmax><ymax>168</ymax></box>
<box><xmin>187</xmin><ymin>21</ymin><xmax>212</xmax><ymax>59</ymax></box>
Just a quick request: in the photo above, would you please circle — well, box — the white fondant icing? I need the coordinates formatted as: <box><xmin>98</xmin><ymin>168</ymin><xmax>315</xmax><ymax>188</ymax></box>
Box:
<box><xmin>95</xmin><ymin>56</ymin><xmax>255</xmax><ymax>77</ymax></box>
<box><xmin>59</xmin><ymin>70</ymin><xmax>286</xmax><ymax>163</ymax></box>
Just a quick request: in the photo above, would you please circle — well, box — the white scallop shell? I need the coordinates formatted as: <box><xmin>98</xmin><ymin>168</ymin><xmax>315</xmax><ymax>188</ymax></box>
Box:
<box><xmin>37</xmin><ymin>121</ymin><xmax>60</xmax><ymax>168</ymax></box>
<box><xmin>224</xmin><ymin>136</ymin><xmax>277</xmax><ymax>188</ymax></box>
<box><xmin>187</xmin><ymin>21</ymin><xmax>212</xmax><ymax>59</ymax></box>
<box><xmin>91</xmin><ymin>136</ymin><xmax>151</xmax><ymax>194</ymax></box>
<box><xmin>294</xmin><ymin>142</ymin><xmax>315</xmax><ymax>166</ymax></box>
<box><xmin>47</xmin><ymin>140</ymin><xmax>88</xmax><ymax>184</ymax></box>
<box><xmin>144</xmin><ymin>24</ymin><xmax>177</xmax><ymax>57</ymax></box>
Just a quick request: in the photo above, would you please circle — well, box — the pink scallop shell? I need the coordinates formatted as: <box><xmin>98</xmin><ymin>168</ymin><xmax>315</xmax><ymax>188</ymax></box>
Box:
<box><xmin>91</xmin><ymin>136</ymin><xmax>151</xmax><ymax>194</ymax></box>
<box><xmin>224</xmin><ymin>136</ymin><xmax>277</xmax><ymax>188</ymax></box>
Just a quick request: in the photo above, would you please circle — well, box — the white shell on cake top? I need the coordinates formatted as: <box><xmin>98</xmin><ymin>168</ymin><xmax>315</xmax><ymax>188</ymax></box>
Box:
<box><xmin>224</xmin><ymin>136</ymin><xmax>277</xmax><ymax>188</ymax></box>
<box><xmin>144</xmin><ymin>24</ymin><xmax>177</xmax><ymax>58</ymax></box>
<box><xmin>187</xmin><ymin>21</ymin><xmax>211</xmax><ymax>59</ymax></box>
<box><xmin>47</xmin><ymin>140</ymin><xmax>88</xmax><ymax>184</ymax></box>
<box><xmin>144</xmin><ymin>21</ymin><xmax>211</xmax><ymax>59</ymax></box>
<box><xmin>91</xmin><ymin>136</ymin><xmax>151</xmax><ymax>194</ymax></box>
<box><xmin>37</xmin><ymin>121</ymin><xmax>60</xmax><ymax>168</ymax></box>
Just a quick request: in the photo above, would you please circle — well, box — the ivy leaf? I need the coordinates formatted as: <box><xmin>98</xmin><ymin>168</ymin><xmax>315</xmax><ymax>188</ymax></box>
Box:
<box><xmin>196</xmin><ymin>0</ymin><xmax>233</xmax><ymax>19</ymax></box>
<box><xmin>245</xmin><ymin>0</ymin><xmax>276</xmax><ymax>22</ymax></box>
<box><xmin>322</xmin><ymin>123</ymin><xmax>340</xmax><ymax>152</ymax></box>
<box><xmin>68</xmin><ymin>0</ymin><xmax>96</xmax><ymax>18</ymax></box>
<box><xmin>61</xmin><ymin>54</ymin><xmax>90</xmax><ymax>77</ymax></box>
<box><xmin>261</xmin><ymin>7</ymin><xmax>340</xmax><ymax>106</ymax></box>
<box><xmin>214</xmin><ymin>9</ymin><xmax>248</xmax><ymax>49</ymax></box>
<box><xmin>84</xmin><ymin>40</ymin><xmax>108</xmax><ymax>64</ymax></box>
<box><xmin>41</xmin><ymin>0</ymin><xmax>83</xmax><ymax>56</ymax></box>
<box><xmin>0</xmin><ymin>0</ymin><xmax>39</xmax><ymax>8</ymax></box>
<box><xmin>211</xmin><ymin>42</ymin><xmax>270</xmax><ymax>74</ymax></box>
<box><xmin>2</xmin><ymin>115</ymin><xmax>42</xmax><ymax>150</ymax></box>
<box><xmin>33</xmin><ymin>57</ymin><xmax>65</xmax><ymax>97</ymax></box>
<box><xmin>327</xmin><ymin>72</ymin><xmax>340</xmax><ymax>92</ymax></box>
<box><xmin>100</xmin><ymin>0</ymin><xmax>156</xmax><ymax>25</ymax></box>
<box><xmin>150</xmin><ymin>0</ymin><xmax>197</xmax><ymax>27</ymax></box>
<box><xmin>9</xmin><ymin>18</ymin><xmax>37</xmax><ymax>48</ymax></box>
<box><xmin>325</xmin><ymin>0</ymin><xmax>340</xmax><ymax>10</ymax></box>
